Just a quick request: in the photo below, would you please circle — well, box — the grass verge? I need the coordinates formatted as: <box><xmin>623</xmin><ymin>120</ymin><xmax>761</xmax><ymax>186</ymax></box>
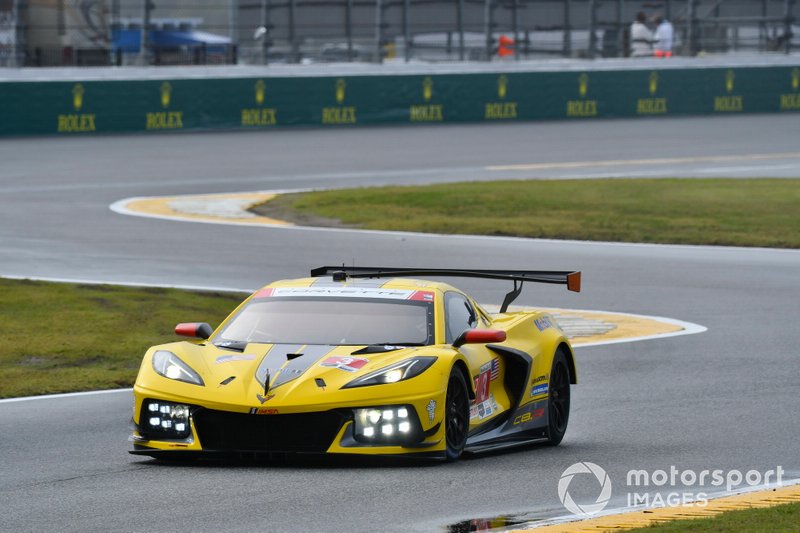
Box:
<box><xmin>253</xmin><ymin>178</ymin><xmax>800</xmax><ymax>248</ymax></box>
<box><xmin>624</xmin><ymin>501</ymin><xmax>800</xmax><ymax>532</ymax></box>
<box><xmin>0</xmin><ymin>278</ymin><xmax>245</xmax><ymax>399</ymax></box>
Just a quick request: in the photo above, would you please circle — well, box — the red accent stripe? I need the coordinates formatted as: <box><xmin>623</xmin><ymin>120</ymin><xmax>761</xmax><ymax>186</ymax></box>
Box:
<box><xmin>408</xmin><ymin>290</ymin><xmax>435</xmax><ymax>301</ymax></box>
<box><xmin>254</xmin><ymin>288</ymin><xmax>274</xmax><ymax>298</ymax></box>
<box><xmin>464</xmin><ymin>329</ymin><xmax>507</xmax><ymax>344</ymax></box>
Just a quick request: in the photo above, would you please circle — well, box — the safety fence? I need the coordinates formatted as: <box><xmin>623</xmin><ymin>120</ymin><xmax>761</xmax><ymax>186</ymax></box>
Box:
<box><xmin>1</xmin><ymin>64</ymin><xmax>798</xmax><ymax>136</ymax></box>
<box><xmin>1</xmin><ymin>1</ymin><xmax>797</xmax><ymax>68</ymax></box>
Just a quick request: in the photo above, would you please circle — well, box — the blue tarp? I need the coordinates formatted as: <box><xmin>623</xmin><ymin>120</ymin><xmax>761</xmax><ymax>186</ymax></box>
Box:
<box><xmin>113</xmin><ymin>29</ymin><xmax>231</xmax><ymax>53</ymax></box>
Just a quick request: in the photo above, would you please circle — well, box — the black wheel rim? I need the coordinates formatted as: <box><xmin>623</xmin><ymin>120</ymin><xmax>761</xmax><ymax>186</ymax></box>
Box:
<box><xmin>446</xmin><ymin>375</ymin><xmax>469</xmax><ymax>451</ymax></box>
<box><xmin>549</xmin><ymin>361</ymin><xmax>570</xmax><ymax>434</ymax></box>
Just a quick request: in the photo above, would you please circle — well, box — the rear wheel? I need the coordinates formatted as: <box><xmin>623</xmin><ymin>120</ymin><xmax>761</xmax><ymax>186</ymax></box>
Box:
<box><xmin>444</xmin><ymin>367</ymin><xmax>470</xmax><ymax>461</ymax></box>
<box><xmin>546</xmin><ymin>349</ymin><xmax>571</xmax><ymax>446</ymax></box>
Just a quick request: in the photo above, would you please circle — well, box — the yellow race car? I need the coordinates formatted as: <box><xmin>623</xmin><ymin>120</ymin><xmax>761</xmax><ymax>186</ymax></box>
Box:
<box><xmin>131</xmin><ymin>266</ymin><xmax>581</xmax><ymax>461</ymax></box>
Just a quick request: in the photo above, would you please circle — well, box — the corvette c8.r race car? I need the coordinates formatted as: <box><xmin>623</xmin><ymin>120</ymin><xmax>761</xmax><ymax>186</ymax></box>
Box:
<box><xmin>131</xmin><ymin>266</ymin><xmax>581</xmax><ymax>461</ymax></box>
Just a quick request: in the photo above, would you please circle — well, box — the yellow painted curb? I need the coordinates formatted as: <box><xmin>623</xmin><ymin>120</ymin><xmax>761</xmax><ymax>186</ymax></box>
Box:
<box><xmin>519</xmin><ymin>483</ymin><xmax>800</xmax><ymax>532</ymax></box>
<box><xmin>548</xmin><ymin>309</ymin><xmax>682</xmax><ymax>347</ymax></box>
<box><xmin>124</xmin><ymin>192</ymin><xmax>292</xmax><ymax>226</ymax></box>
<box><xmin>484</xmin><ymin>306</ymin><xmax>688</xmax><ymax>347</ymax></box>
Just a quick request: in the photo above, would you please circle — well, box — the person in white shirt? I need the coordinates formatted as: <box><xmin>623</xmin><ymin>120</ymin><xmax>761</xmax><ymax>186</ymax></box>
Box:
<box><xmin>653</xmin><ymin>14</ymin><xmax>674</xmax><ymax>57</ymax></box>
<box><xmin>629</xmin><ymin>11</ymin><xmax>653</xmax><ymax>57</ymax></box>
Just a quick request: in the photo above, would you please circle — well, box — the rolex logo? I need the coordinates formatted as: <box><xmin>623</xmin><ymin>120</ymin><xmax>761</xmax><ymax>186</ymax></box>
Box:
<box><xmin>335</xmin><ymin>79</ymin><xmax>346</xmax><ymax>104</ymax></box>
<box><xmin>423</xmin><ymin>77</ymin><xmax>433</xmax><ymax>101</ymax></box>
<box><xmin>725</xmin><ymin>70</ymin><xmax>735</xmax><ymax>93</ymax></box>
<box><xmin>792</xmin><ymin>68</ymin><xmax>799</xmax><ymax>91</ymax></box>
<box><xmin>498</xmin><ymin>75</ymin><xmax>508</xmax><ymax>99</ymax></box>
<box><xmin>255</xmin><ymin>80</ymin><xmax>266</xmax><ymax>105</ymax></box>
<box><xmin>160</xmin><ymin>82</ymin><xmax>172</xmax><ymax>108</ymax></box>
<box><xmin>578</xmin><ymin>73</ymin><xmax>589</xmax><ymax>97</ymax></box>
<box><xmin>72</xmin><ymin>84</ymin><xmax>84</xmax><ymax>111</ymax></box>
<box><xmin>649</xmin><ymin>72</ymin><xmax>658</xmax><ymax>95</ymax></box>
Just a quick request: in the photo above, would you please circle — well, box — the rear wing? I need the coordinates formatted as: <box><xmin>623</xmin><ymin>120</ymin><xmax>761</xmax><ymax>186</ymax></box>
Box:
<box><xmin>310</xmin><ymin>266</ymin><xmax>581</xmax><ymax>313</ymax></box>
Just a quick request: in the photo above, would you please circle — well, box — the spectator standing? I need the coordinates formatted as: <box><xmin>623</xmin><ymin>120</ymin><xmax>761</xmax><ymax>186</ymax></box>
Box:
<box><xmin>653</xmin><ymin>14</ymin><xmax>674</xmax><ymax>57</ymax></box>
<box><xmin>630</xmin><ymin>12</ymin><xmax>653</xmax><ymax>57</ymax></box>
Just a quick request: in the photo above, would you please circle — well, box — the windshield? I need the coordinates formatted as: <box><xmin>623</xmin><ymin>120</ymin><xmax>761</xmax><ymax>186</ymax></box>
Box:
<box><xmin>214</xmin><ymin>297</ymin><xmax>434</xmax><ymax>346</ymax></box>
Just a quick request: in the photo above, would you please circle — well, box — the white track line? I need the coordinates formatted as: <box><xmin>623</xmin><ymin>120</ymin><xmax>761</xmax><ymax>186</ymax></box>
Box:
<box><xmin>0</xmin><ymin>388</ymin><xmax>132</xmax><ymax>404</ymax></box>
<box><xmin>0</xmin><ymin>273</ymin><xmax>251</xmax><ymax>294</ymax></box>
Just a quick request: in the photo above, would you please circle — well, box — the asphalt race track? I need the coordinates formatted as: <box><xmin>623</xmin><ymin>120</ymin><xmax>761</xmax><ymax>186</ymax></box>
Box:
<box><xmin>1</xmin><ymin>115</ymin><xmax>799</xmax><ymax>532</ymax></box>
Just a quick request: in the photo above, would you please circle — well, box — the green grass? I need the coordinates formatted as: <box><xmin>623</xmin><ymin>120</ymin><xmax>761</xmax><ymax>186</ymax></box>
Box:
<box><xmin>625</xmin><ymin>501</ymin><xmax>800</xmax><ymax>532</ymax></box>
<box><xmin>255</xmin><ymin>179</ymin><xmax>800</xmax><ymax>248</ymax></box>
<box><xmin>0</xmin><ymin>278</ymin><xmax>245</xmax><ymax>398</ymax></box>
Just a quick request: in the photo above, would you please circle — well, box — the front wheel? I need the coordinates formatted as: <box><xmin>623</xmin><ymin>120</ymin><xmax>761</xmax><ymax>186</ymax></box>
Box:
<box><xmin>546</xmin><ymin>349</ymin><xmax>571</xmax><ymax>446</ymax></box>
<box><xmin>444</xmin><ymin>367</ymin><xmax>470</xmax><ymax>461</ymax></box>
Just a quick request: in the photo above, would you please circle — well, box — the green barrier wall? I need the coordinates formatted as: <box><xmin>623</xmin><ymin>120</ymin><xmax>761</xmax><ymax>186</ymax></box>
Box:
<box><xmin>1</xmin><ymin>65</ymin><xmax>799</xmax><ymax>136</ymax></box>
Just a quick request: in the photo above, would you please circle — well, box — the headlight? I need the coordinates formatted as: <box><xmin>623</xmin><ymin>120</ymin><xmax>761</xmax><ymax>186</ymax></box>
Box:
<box><xmin>139</xmin><ymin>399</ymin><xmax>192</xmax><ymax>440</ymax></box>
<box><xmin>353</xmin><ymin>405</ymin><xmax>423</xmax><ymax>445</ymax></box>
<box><xmin>152</xmin><ymin>350</ymin><xmax>204</xmax><ymax>386</ymax></box>
<box><xmin>342</xmin><ymin>357</ymin><xmax>437</xmax><ymax>389</ymax></box>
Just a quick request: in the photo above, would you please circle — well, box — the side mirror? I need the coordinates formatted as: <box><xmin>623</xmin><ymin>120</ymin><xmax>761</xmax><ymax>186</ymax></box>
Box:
<box><xmin>453</xmin><ymin>329</ymin><xmax>507</xmax><ymax>348</ymax></box>
<box><xmin>175</xmin><ymin>322</ymin><xmax>213</xmax><ymax>340</ymax></box>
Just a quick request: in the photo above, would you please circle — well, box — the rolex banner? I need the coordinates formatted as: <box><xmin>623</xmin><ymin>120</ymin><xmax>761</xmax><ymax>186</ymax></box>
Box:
<box><xmin>1</xmin><ymin>66</ymin><xmax>798</xmax><ymax>136</ymax></box>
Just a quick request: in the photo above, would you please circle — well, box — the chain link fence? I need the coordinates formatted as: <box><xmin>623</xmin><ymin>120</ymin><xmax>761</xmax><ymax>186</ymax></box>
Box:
<box><xmin>2</xmin><ymin>0</ymin><xmax>797</xmax><ymax>67</ymax></box>
<box><xmin>236</xmin><ymin>0</ymin><xmax>799</xmax><ymax>63</ymax></box>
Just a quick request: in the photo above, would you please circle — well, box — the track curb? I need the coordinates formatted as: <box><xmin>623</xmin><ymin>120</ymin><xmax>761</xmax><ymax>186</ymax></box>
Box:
<box><xmin>516</xmin><ymin>482</ymin><xmax>800</xmax><ymax>532</ymax></box>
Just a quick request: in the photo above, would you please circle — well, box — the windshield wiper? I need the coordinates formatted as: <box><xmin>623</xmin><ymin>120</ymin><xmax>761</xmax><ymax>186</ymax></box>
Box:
<box><xmin>350</xmin><ymin>343</ymin><xmax>425</xmax><ymax>355</ymax></box>
<box><xmin>213</xmin><ymin>340</ymin><xmax>248</xmax><ymax>352</ymax></box>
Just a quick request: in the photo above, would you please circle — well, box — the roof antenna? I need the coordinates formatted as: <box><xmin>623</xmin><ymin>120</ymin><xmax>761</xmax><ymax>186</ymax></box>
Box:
<box><xmin>500</xmin><ymin>280</ymin><xmax>523</xmax><ymax>313</ymax></box>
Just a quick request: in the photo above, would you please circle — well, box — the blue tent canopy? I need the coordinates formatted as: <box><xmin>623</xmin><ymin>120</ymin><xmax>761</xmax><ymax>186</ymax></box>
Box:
<box><xmin>113</xmin><ymin>29</ymin><xmax>232</xmax><ymax>53</ymax></box>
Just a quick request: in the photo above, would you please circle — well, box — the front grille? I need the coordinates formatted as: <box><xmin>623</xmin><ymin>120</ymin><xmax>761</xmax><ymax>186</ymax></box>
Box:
<box><xmin>192</xmin><ymin>409</ymin><xmax>348</xmax><ymax>453</ymax></box>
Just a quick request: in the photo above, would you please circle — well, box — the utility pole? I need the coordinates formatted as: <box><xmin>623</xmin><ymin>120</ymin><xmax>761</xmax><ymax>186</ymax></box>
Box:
<box><xmin>229</xmin><ymin>0</ymin><xmax>238</xmax><ymax>55</ymax></box>
<box><xmin>785</xmin><ymin>0</ymin><xmax>795</xmax><ymax>53</ymax></box>
<box><xmin>616</xmin><ymin>0</ymin><xmax>623</xmax><ymax>58</ymax></box>
<box><xmin>288</xmin><ymin>0</ymin><xmax>297</xmax><ymax>63</ymax></box>
<box><xmin>457</xmin><ymin>0</ymin><xmax>465</xmax><ymax>60</ymax></box>
<box><xmin>687</xmin><ymin>0</ymin><xmax>698</xmax><ymax>55</ymax></box>
<box><xmin>140</xmin><ymin>0</ymin><xmax>152</xmax><ymax>65</ymax></box>
<box><xmin>563</xmin><ymin>0</ymin><xmax>572</xmax><ymax>57</ymax></box>
<box><xmin>484</xmin><ymin>0</ymin><xmax>493</xmax><ymax>61</ymax></box>
<box><xmin>375</xmin><ymin>0</ymin><xmax>385</xmax><ymax>63</ymax></box>
<box><xmin>588</xmin><ymin>0</ymin><xmax>597</xmax><ymax>59</ymax></box>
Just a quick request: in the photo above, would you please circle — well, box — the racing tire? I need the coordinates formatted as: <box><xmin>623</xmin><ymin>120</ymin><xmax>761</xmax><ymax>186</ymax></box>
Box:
<box><xmin>444</xmin><ymin>367</ymin><xmax>470</xmax><ymax>461</ymax></box>
<box><xmin>546</xmin><ymin>349</ymin><xmax>571</xmax><ymax>446</ymax></box>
